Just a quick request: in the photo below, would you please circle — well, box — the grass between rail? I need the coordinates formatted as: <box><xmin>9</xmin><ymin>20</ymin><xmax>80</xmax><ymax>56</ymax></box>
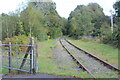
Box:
<box><xmin>70</xmin><ymin>40</ymin><xmax>118</xmax><ymax>67</ymax></box>
<box><xmin>38</xmin><ymin>39</ymin><xmax>92</xmax><ymax>78</ymax></box>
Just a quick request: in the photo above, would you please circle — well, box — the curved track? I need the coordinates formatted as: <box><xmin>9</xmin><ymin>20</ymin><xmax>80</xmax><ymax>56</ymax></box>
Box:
<box><xmin>59</xmin><ymin>38</ymin><xmax>119</xmax><ymax>78</ymax></box>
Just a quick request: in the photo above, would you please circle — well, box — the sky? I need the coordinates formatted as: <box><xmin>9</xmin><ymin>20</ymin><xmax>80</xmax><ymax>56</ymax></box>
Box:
<box><xmin>0</xmin><ymin>0</ymin><xmax>117</xmax><ymax>18</ymax></box>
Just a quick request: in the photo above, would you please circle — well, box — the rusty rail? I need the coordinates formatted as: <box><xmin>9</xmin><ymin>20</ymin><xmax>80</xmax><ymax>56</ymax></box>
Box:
<box><xmin>64</xmin><ymin>38</ymin><xmax>120</xmax><ymax>73</ymax></box>
<box><xmin>59</xmin><ymin>39</ymin><xmax>96</xmax><ymax>78</ymax></box>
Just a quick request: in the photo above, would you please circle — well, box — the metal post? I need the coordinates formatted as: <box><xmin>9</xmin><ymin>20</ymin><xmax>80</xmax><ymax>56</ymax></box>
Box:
<box><xmin>30</xmin><ymin>37</ymin><xmax>34</xmax><ymax>73</ymax></box>
<box><xmin>36</xmin><ymin>44</ymin><xmax>38</xmax><ymax>73</ymax></box>
<box><xmin>110</xmin><ymin>10</ymin><xmax>114</xmax><ymax>33</ymax></box>
<box><xmin>8</xmin><ymin>42</ymin><xmax>11</xmax><ymax>73</ymax></box>
<box><xmin>0</xmin><ymin>41</ymin><xmax>2</xmax><ymax>74</ymax></box>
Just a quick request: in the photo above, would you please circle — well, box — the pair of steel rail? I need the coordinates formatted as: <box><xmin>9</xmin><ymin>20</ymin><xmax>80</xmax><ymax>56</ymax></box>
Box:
<box><xmin>59</xmin><ymin>38</ymin><xmax>120</xmax><ymax>78</ymax></box>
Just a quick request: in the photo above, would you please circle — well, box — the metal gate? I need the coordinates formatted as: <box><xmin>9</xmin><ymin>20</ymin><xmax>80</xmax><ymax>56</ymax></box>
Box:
<box><xmin>0</xmin><ymin>37</ymin><xmax>38</xmax><ymax>73</ymax></box>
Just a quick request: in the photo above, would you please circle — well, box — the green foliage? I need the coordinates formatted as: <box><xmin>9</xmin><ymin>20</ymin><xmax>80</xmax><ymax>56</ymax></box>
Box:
<box><xmin>48</xmin><ymin>27</ymin><xmax>62</xmax><ymax>38</ymax></box>
<box><xmin>20</xmin><ymin>3</ymin><xmax>45</xmax><ymax>37</ymax></box>
<box><xmin>100</xmin><ymin>1</ymin><xmax>120</xmax><ymax>47</ymax></box>
<box><xmin>3</xmin><ymin>35</ymin><xmax>30</xmax><ymax>44</ymax></box>
<box><xmin>1</xmin><ymin>1</ymin><xmax>66</xmax><ymax>41</ymax></box>
<box><xmin>67</xmin><ymin>3</ymin><xmax>108</xmax><ymax>39</ymax></box>
<box><xmin>3</xmin><ymin>35</ymin><xmax>30</xmax><ymax>53</ymax></box>
<box><xmin>1</xmin><ymin>1</ymin><xmax>119</xmax><ymax>48</ymax></box>
<box><xmin>34</xmin><ymin>30</ymin><xmax>48</xmax><ymax>41</ymax></box>
<box><xmin>15</xmin><ymin>20</ymin><xmax>25</xmax><ymax>35</ymax></box>
<box><xmin>66</xmin><ymin>3</ymin><xmax>118</xmax><ymax>48</ymax></box>
<box><xmin>102</xmin><ymin>30</ymin><xmax>119</xmax><ymax>47</ymax></box>
<box><xmin>113</xmin><ymin>1</ymin><xmax>120</xmax><ymax>17</ymax></box>
<box><xmin>1</xmin><ymin>13</ymin><xmax>19</xmax><ymax>39</ymax></box>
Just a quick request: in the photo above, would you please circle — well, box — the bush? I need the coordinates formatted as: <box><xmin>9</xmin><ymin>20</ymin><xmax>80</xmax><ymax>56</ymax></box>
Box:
<box><xmin>35</xmin><ymin>32</ymin><xmax>48</xmax><ymax>41</ymax></box>
<box><xmin>3</xmin><ymin>35</ymin><xmax>31</xmax><ymax>55</ymax></box>
<box><xmin>48</xmin><ymin>27</ymin><xmax>62</xmax><ymax>39</ymax></box>
<box><xmin>102</xmin><ymin>32</ymin><xmax>119</xmax><ymax>48</ymax></box>
<box><xmin>3</xmin><ymin>35</ymin><xmax>30</xmax><ymax>45</ymax></box>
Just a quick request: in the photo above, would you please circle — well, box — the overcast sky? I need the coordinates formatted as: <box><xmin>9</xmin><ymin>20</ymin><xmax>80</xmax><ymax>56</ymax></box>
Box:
<box><xmin>0</xmin><ymin>0</ymin><xmax>116</xmax><ymax>18</ymax></box>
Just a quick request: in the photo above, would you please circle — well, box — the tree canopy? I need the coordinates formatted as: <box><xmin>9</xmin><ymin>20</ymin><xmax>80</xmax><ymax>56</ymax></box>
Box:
<box><xmin>1</xmin><ymin>1</ymin><xmax>119</xmax><ymax>47</ymax></box>
<box><xmin>67</xmin><ymin>3</ymin><xmax>110</xmax><ymax>39</ymax></box>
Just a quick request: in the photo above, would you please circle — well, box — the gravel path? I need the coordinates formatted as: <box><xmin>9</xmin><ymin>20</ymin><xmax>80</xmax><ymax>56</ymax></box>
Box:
<box><xmin>61</xmin><ymin>39</ymin><xmax>118</xmax><ymax>78</ymax></box>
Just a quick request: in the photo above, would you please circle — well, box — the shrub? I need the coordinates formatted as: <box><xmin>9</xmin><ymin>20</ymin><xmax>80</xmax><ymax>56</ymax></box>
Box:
<box><xmin>102</xmin><ymin>32</ymin><xmax>119</xmax><ymax>48</ymax></box>
<box><xmin>48</xmin><ymin>27</ymin><xmax>62</xmax><ymax>39</ymax></box>
<box><xmin>35</xmin><ymin>32</ymin><xmax>48</xmax><ymax>41</ymax></box>
<box><xmin>3</xmin><ymin>35</ymin><xmax>30</xmax><ymax>45</ymax></box>
<box><xmin>81</xmin><ymin>38</ymin><xmax>92</xmax><ymax>42</ymax></box>
<box><xmin>3</xmin><ymin>35</ymin><xmax>31</xmax><ymax>55</ymax></box>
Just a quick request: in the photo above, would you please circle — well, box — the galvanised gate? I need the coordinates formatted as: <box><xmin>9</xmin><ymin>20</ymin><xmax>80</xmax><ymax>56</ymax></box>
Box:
<box><xmin>0</xmin><ymin>37</ymin><xmax>38</xmax><ymax>73</ymax></box>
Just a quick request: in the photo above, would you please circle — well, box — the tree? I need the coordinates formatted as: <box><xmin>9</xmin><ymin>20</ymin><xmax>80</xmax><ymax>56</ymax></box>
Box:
<box><xmin>15</xmin><ymin>20</ymin><xmax>25</xmax><ymax>35</ymax></box>
<box><xmin>67</xmin><ymin>3</ymin><xmax>106</xmax><ymax>39</ymax></box>
<box><xmin>113</xmin><ymin>1</ymin><xmax>120</xmax><ymax>17</ymax></box>
<box><xmin>101</xmin><ymin>1</ymin><xmax>120</xmax><ymax>47</ymax></box>
<box><xmin>20</xmin><ymin>2</ymin><xmax>64</xmax><ymax>40</ymax></box>
<box><xmin>20</xmin><ymin>2</ymin><xmax>48</xmax><ymax>40</ymax></box>
<box><xmin>2</xmin><ymin>13</ymin><xmax>19</xmax><ymax>39</ymax></box>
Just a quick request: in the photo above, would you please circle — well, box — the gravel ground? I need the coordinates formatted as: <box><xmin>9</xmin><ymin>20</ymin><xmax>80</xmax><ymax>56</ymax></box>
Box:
<box><xmin>61</xmin><ymin>39</ymin><xmax>118</xmax><ymax>78</ymax></box>
<box><xmin>53</xmin><ymin>39</ymin><xmax>82</xmax><ymax>75</ymax></box>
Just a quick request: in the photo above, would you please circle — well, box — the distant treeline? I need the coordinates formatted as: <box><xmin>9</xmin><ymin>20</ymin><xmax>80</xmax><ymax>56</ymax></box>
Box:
<box><xmin>1</xmin><ymin>1</ymin><xmax>120</xmax><ymax>47</ymax></box>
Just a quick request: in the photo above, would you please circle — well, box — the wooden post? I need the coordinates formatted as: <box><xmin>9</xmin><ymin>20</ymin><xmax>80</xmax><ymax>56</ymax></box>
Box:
<box><xmin>8</xmin><ymin>42</ymin><xmax>11</xmax><ymax>73</ymax></box>
<box><xmin>20</xmin><ymin>43</ymin><xmax>31</xmax><ymax>69</ymax></box>
<box><xmin>30</xmin><ymin>37</ymin><xmax>34</xmax><ymax>73</ymax></box>
<box><xmin>36</xmin><ymin>44</ymin><xmax>38</xmax><ymax>73</ymax></box>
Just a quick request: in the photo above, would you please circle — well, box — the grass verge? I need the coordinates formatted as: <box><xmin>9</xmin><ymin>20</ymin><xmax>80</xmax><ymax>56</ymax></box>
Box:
<box><xmin>70</xmin><ymin>40</ymin><xmax>118</xmax><ymax>67</ymax></box>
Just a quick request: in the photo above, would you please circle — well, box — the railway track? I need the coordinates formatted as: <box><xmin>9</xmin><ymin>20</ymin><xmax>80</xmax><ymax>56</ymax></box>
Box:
<box><xmin>59</xmin><ymin>38</ymin><xmax>119</xmax><ymax>78</ymax></box>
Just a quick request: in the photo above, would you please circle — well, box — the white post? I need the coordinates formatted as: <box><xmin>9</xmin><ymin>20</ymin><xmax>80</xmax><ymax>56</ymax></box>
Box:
<box><xmin>110</xmin><ymin>10</ymin><xmax>114</xmax><ymax>33</ymax></box>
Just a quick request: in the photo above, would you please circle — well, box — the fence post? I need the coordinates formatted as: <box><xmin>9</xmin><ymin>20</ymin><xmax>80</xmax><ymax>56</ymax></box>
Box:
<box><xmin>0</xmin><ymin>41</ymin><xmax>2</xmax><ymax>74</ymax></box>
<box><xmin>36</xmin><ymin>44</ymin><xmax>38</xmax><ymax>73</ymax></box>
<box><xmin>8</xmin><ymin>42</ymin><xmax>11</xmax><ymax>73</ymax></box>
<box><xmin>30</xmin><ymin>37</ymin><xmax>34</xmax><ymax>73</ymax></box>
